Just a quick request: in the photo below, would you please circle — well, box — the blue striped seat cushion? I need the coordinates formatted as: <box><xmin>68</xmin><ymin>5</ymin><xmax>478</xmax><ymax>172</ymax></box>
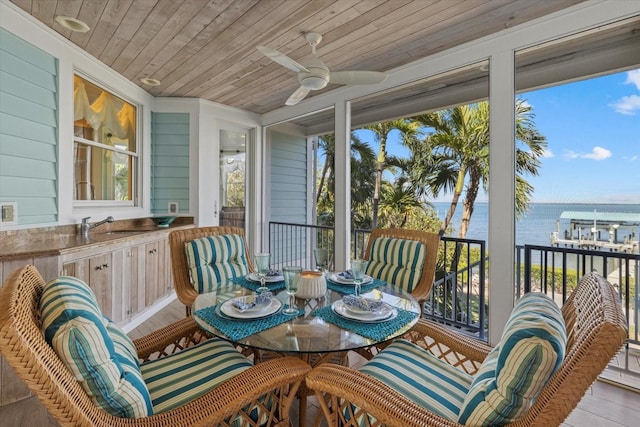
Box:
<box><xmin>457</xmin><ymin>292</ymin><xmax>566</xmax><ymax>426</ymax></box>
<box><xmin>40</xmin><ymin>276</ymin><xmax>152</xmax><ymax>418</ymax></box>
<box><xmin>366</xmin><ymin>237</ymin><xmax>426</xmax><ymax>292</ymax></box>
<box><xmin>140</xmin><ymin>338</ymin><xmax>252</xmax><ymax>414</ymax></box>
<box><xmin>359</xmin><ymin>339</ymin><xmax>473</xmax><ymax>422</ymax></box>
<box><xmin>185</xmin><ymin>234</ymin><xmax>250</xmax><ymax>293</ymax></box>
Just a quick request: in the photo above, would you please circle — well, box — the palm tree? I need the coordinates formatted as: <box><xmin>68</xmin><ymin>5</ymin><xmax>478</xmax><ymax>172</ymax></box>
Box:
<box><xmin>364</xmin><ymin>119</ymin><xmax>419</xmax><ymax>229</ymax></box>
<box><xmin>378</xmin><ymin>181</ymin><xmax>430</xmax><ymax>228</ymax></box>
<box><xmin>315</xmin><ymin>133</ymin><xmax>376</xmax><ymax>228</ymax></box>
<box><xmin>414</xmin><ymin>99</ymin><xmax>546</xmax><ymax>238</ymax></box>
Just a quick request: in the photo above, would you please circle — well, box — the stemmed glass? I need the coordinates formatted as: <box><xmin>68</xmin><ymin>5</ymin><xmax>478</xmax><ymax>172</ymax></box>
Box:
<box><xmin>282</xmin><ymin>266</ymin><xmax>302</xmax><ymax>315</ymax></box>
<box><xmin>313</xmin><ymin>248</ymin><xmax>329</xmax><ymax>275</ymax></box>
<box><xmin>254</xmin><ymin>253</ymin><xmax>271</xmax><ymax>294</ymax></box>
<box><xmin>350</xmin><ymin>259</ymin><xmax>369</xmax><ymax>297</ymax></box>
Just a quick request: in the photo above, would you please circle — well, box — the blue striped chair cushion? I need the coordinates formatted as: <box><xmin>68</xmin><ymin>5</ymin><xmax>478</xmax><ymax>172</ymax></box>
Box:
<box><xmin>185</xmin><ymin>234</ymin><xmax>250</xmax><ymax>293</ymax></box>
<box><xmin>140</xmin><ymin>338</ymin><xmax>252</xmax><ymax>414</ymax></box>
<box><xmin>40</xmin><ymin>276</ymin><xmax>152</xmax><ymax>418</ymax></box>
<box><xmin>366</xmin><ymin>237</ymin><xmax>426</xmax><ymax>292</ymax></box>
<box><xmin>359</xmin><ymin>339</ymin><xmax>473</xmax><ymax>422</ymax></box>
<box><xmin>458</xmin><ymin>292</ymin><xmax>567</xmax><ymax>426</ymax></box>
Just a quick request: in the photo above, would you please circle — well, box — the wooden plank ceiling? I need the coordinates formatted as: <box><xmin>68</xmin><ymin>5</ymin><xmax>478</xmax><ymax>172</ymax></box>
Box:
<box><xmin>10</xmin><ymin>0</ymin><xmax>584</xmax><ymax>114</ymax></box>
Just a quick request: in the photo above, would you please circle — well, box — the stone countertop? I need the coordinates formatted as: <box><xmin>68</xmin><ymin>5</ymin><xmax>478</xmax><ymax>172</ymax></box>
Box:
<box><xmin>0</xmin><ymin>217</ymin><xmax>194</xmax><ymax>261</ymax></box>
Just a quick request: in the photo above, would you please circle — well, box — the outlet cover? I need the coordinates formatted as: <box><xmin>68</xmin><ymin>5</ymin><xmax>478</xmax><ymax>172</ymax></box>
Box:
<box><xmin>1</xmin><ymin>202</ymin><xmax>17</xmax><ymax>226</ymax></box>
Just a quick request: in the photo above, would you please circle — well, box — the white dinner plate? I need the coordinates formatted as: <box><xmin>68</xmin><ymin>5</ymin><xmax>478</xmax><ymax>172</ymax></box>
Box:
<box><xmin>328</xmin><ymin>272</ymin><xmax>373</xmax><ymax>285</ymax></box>
<box><xmin>219</xmin><ymin>297</ymin><xmax>282</xmax><ymax>319</ymax></box>
<box><xmin>331</xmin><ymin>300</ymin><xmax>396</xmax><ymax>323</ymax></box>
<box><xmin>246</xmin><ymin>272</ymin><xmax>284</xmax><ymax>283</ymax></box>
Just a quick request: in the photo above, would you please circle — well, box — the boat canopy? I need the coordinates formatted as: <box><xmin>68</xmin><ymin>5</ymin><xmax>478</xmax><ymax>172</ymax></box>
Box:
<box><xmin>560</xmin><ymin>211</ymin><xmax>640</xmax><ymax>226</ymax></box>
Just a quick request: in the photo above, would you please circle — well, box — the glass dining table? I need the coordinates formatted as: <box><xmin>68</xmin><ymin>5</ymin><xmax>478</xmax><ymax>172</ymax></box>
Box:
<box><xmin>191</xmin><ymin>276</ymin><xmax>421</xmax><ymax>426</ymax></box>
<box><xmin>191</xmin><ymin>278</ymin><xmax>421</xmax><ymax>355</ymax></box>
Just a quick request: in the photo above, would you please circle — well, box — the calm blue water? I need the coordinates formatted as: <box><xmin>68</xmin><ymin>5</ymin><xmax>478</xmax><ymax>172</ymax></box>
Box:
<box><xmin>432</xmin><ymin>202</ymin><xmax>640</xmax><ymax>246</ymax></box>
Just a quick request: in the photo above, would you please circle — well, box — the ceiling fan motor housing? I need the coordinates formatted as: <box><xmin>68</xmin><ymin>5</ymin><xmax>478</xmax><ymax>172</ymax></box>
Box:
<box><xmin>299</xmin><ymin>67</ymin><xmax>329</xmax><ymax>89</ymax></box>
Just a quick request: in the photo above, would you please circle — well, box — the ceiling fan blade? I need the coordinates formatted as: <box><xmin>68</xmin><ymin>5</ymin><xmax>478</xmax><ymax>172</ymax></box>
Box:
<box><xmin>285</xmin><ymin>86</ymin><xmax>311</xmax><ymax>106</ymax></box>
<box><xmin>329</xmin><ymin>70</ymin><xmax>388</xmax><ymax>85</ymax></box>
<box><xmin>257</xmin><ymin>46</ymin><xmax>309</xmax><ymax>73</ymax></box>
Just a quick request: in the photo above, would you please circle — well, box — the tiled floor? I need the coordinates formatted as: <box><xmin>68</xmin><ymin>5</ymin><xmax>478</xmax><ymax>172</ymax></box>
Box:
<box><xmin>3</xmin><ymin>295</ymin><xmax>639</xmax><ymax>426</ymax></box>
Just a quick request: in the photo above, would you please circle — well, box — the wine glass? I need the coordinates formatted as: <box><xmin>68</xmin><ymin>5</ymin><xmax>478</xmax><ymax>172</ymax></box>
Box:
<box><xmin>313</xmin><ymin>248</ymin><xmax>329</xmax><ymax>274</ymax></box>
<box><xmin>254</xmin><ymin>253</ymin><xmax>271</xmax><ymax>294</ymax></box>
<box><xmin>282</xmin><ymin>266</ymin><xmax>302</xmax><ymax>315</ymax></box>
<box><xmin>350</xmin><ymin>259</ymin><xmax>369</xmax><ymax>297</ymax></box>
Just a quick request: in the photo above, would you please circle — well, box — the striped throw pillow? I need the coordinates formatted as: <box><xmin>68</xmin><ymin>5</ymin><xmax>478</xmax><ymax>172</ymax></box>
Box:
<box><xmin>40</xmin><ymin>276</ymin><xmax>153</xmax><ymax>418</ymax></box>
<box><xmin>141</xmin><ymin>338</ymin><xmax>252</xmax><ymax>414</ymax></box>
<box><xmin>366</xmin><ymin>237</ymin><xmax>426</xmax><ymax>292</ymax></box>
<box><xmin>359</xmin><ymin>339</ymin><xmax>473</xmax><ymax>423</ymax></box>
<box><xmin>185</xmin><ymin>234</ymin><xmax>250</xmax><ymax>293</ymax></box>
<box><xmin>457</xmin><ymin>292</ymin><xmax>566</xmax><ymax>426</ymax></box>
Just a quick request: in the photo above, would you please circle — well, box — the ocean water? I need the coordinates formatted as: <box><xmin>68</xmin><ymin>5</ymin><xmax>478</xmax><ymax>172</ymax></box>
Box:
<box><xmin>432</xmin><ymin>202</ymin><xmax>640</xmax><ymax>246</ymax></box>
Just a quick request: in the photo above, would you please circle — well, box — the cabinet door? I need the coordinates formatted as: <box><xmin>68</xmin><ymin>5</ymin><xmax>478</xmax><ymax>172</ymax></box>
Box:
<box><xmin>128</xmin><ymin>244</ymin><xmax>145</xmax><ymax>317</ymax></box>
<box><xmin>89</xmin><ymin>254</ymin><xmax>112</xmax><ymax>317</ymax></box>
<box><xmin>158</xmin><ymin>238</ymin><xmax>173</xmax><ymax>297</ymax></box>
<box><xmin>63</xmin><ymin>253</ymin><xmax>112</xmax><ymax>320</ymax></box>
<box><xmin>144</xmin><ymin>240</ymin><xmax>160</xmax><ymax>306</ymax></box>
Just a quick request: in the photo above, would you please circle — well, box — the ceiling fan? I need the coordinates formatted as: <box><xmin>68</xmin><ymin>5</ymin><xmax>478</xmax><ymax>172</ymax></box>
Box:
<box><xmin>257</xmin><ymin>32</ymin><xmax>388</xmax><ymax>106</ymax></box>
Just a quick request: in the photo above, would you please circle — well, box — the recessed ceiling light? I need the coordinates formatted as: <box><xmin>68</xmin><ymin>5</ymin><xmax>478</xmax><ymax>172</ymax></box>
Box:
<box><xmin>140</xmin><ymin>77</ymin><xmax>161</xmax><ymax>86</ymax></box>
<box><xmin>55</xmin><ymin>16</ymin><xmax>90</xmax><ymax>33</ymax></box>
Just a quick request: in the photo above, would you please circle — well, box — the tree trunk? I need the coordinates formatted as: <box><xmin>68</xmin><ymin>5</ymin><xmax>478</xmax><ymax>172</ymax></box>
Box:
<box><xmin>372</xmin><ymin>141</ymin><xmax>386</xmax><ymax>229</ymax></box>
<box><xmin>459</xmin><ymin>168</ymin><xmax>480</xmax><ymax>238</ymax></box>
<box><xmin>316</xmin><ymin>160</ymin><xmax>331</xmax><ymax>206</ymax></box>
<box><xmin>439</xmin><ymin>167</ymin><xmax>466</xmax><ymax>235</ymax></box>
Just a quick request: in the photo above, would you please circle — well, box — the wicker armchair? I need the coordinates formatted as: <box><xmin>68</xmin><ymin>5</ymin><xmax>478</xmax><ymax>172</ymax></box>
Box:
<box><xmin>363</xmin><ymin>228</ymin><xmax>440</xmax><ymax>303</ymax></box>
<box><xmin>169</xmin><ymin>226</ymin><xmax>254</xmax><ymax>315</ymax></box>
<box><xmin>307</xmin><ymin>272</ymin><xmax>628</xmax><ymax>426</ymax></box>
<box><xmin>0</xmin><ymin>265</ymin><xmax>310</xmax><ymax>427</ymax></box>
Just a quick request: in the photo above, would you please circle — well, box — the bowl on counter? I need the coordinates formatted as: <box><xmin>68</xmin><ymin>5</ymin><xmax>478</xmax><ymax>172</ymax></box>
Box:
<box><xmin>151</xmin><ymin>216</ymin><xmax>177</xmax><ymax>228</ymax></box>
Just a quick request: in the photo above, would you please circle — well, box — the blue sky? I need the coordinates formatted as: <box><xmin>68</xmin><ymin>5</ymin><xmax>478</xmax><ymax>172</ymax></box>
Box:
<box><xmin>521</xmin><ymin>69</ymin><xmax>640</xmax><ymax>204</ymax></box>
<box><xmin>364</xmin><ymin>69</ymin><xmax>640</xmax><ymax>205</ymax></box>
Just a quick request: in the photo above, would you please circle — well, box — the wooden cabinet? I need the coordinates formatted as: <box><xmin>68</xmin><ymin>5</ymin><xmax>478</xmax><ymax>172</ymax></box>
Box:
<box><xmin>62</xmin><ymin>244</ymin><xmax>128</xmax><ymax>323</ymax></box>
<box><xmin>60</xmin><ymin>232</ymin><xmax>176</xmax><ymax>326</ymax></box>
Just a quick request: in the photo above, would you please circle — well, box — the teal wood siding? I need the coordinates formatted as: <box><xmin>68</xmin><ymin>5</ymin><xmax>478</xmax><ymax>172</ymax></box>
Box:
<box><xmin>151</xmin><ymin>113</ymin><xmax>189</xmax><ymax>214</ymax></box>
<box><xmin>270</xmin><ymin>130</ymin><xmax>307</xmax><ymax>264</ymax></box>
<box><xmin>0</xmin><ymin>29</ymin><xmax>58</xmax><ymax>226</ymax></box>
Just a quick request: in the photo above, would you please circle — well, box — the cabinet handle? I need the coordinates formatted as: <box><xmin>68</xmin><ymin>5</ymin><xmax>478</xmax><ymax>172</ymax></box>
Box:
<box><xmin>95</xmin><ymin>263</ymin><xmax>109</xmax><ymax>270</ymax></box>
<box><xmin>149</xmin><ymin>248</ymin><xmax>157</xmax><ymax>254</ymax></box>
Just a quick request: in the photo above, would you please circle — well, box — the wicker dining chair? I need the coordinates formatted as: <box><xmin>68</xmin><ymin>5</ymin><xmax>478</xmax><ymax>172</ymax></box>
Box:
<box><xmin>363</xmin><ymin>228</ymin><xmax>440</xmax><ymax>303</ymax></box>
<box><xmin>169</xmin><ymin>226</ymin><xmax>254</xmax><ymax>316</ymax></box>
<box><xmin>306</xmin><ymin>272</ymin><xmax>628</xmax><ymax>426</ymax></box>
<box><xmin>0</xmin><ymin>265</ymin><xmax>310</xmax><ymax>427</ymax></box>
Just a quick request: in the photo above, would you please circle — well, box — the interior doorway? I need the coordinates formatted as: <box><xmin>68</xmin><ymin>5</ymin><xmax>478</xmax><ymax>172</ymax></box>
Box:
<box><xmin>219</xmin><ymin>128</ymin><xmax>247</xmax><ymax>229</ymax></box>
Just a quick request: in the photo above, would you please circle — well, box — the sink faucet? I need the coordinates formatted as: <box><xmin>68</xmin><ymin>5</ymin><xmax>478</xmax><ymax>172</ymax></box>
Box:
<box><xmin>80</xmin><ymin>216</ymin><xmax>115</xmax><ymax>237</ymax></box>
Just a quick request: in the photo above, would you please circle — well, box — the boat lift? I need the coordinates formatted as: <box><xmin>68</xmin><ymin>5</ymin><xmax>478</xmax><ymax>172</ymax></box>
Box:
<box><xmin>550</xmin><ymin>210</ymin><xmax>640</xmax><ymax>253</ymax></box>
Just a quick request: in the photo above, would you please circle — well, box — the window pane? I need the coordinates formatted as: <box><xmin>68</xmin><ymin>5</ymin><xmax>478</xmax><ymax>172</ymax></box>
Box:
<box><xmin>73</xmin><ymin>74</ymin><xmax>137</xmax><ymax>203</ymax></box>
<box><xmin>74</xmin><ymin>142</ymin><xmax>132</xmax><ymax>201</ymax></box>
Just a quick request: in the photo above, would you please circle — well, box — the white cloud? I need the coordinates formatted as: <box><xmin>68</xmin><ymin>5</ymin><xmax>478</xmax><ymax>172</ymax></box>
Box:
<box><xmin>610</xmin><ymin>94</ymin><xmax>640</xmax><ymax>115</ymax></box>
<box><xmin>520</xmin><ymin>100</ymin><xmax>532</xmax><ymax>109</ymax></box>
<box><xmin>541</xmin><ymin>148</ymin><xmax>554</xmax><ymax>158</ymax></box>
<box><xmin>625</xmin><ymin>69</ymin><xmax>640</xmax><ymax>90</ymax></box>
<box><xmin>583</xmin><ymin>146</ymin><xmax>612</xmax><ymax>160</ymax></box>
<box><xmin>564</xmin><ymin>146</ymin><xmax>611</xmax><ymax>161</ymax></box>
<box><xmin>609</xmin><ymin>70</ymin><xmax>640</xmax><ymax>115</ymax></box>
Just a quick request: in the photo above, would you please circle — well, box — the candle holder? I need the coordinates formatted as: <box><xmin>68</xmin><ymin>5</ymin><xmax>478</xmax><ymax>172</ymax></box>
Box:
<box><xmin>296</xmin><ymin>271</ymin><xmax>327</xmax><ymax>299</ymax></box>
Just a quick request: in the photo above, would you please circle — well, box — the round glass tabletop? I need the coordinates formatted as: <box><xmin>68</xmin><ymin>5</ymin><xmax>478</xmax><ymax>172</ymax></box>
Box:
<box><xmin>192</xmin><ymin>280</ymin><xmax>420</xmax><ymax>354</ymax></box>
